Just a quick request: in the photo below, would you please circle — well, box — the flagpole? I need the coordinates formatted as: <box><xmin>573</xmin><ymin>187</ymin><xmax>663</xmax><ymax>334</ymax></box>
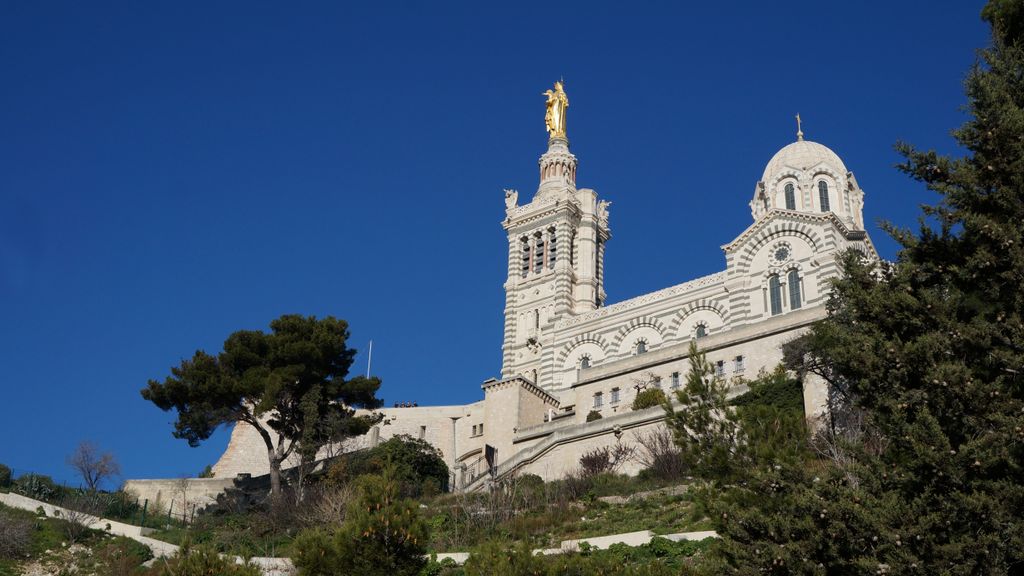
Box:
<box><xmin>366</xmin><ymin>339</ymin><xmax>373</xmax><ymax>377</ymax></box>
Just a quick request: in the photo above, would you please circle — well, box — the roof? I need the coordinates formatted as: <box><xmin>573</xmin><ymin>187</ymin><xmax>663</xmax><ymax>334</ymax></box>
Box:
<box><xmin>761</xmin><ymin>139</ymin><xmax>848</xmax><ymax>183</ymax></box>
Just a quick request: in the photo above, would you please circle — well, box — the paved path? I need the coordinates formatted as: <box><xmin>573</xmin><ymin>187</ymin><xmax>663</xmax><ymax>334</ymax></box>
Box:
<box><xmin>1</xmin><ymin>492</ymin><xmax>716</xmax><ymax>571</ymax></box>
<box><xmin>0</xmin><ymin>493</ymin><xmax>292</xmax><ymax>575</ymax></box>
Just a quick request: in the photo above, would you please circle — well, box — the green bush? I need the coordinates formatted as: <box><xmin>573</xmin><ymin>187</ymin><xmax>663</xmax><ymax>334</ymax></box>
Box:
<box><xmin>139</xmin><ymin>544</ymin><xmax>261</xmax><ymax>576</ymax></box>
<box><xmin>463</xmin><ymin>541</ymin><xmax>543</xmax><ymax>576</ymax></box>
<box><xmin>586</xmin><ymin>410</ymin><xmax>603</xmax><ymax>422</ymax></box>
<box><xmin>462</xmin><ymin>537</ymin><xmax>709</xmax><ymax>575</ymax></box>
<box><xmin>632</xmin><ymin>388</ymin><xmax>666</xmax><ymax>410</ymax></box>
<box><xmin>293</xmin><ymin>464</ymin><xmax>428</xmax><ymax>576</ymax></box>
<box><xmin>0</xmin><ymin>464</ymin><xmax>10</xmax><ymax>489</ymax></box>
<box><xmin>13</xmin><ymin>474</ymin><xmax>57</xmax><ymax>501</ymax></box>
<box><xmin>728</xmin><ymin>365</ymin><xmax>802</xmax><ymax>411</ymax></box>
<box><xmin>328</xmin><ymin>435</ymin><xmax>449</xmax><ymax>495</ymax></box>
<box><xmin>96</xmin><ymin>535</ymin><xmax>155</xmax><ymax>574</ymax></box>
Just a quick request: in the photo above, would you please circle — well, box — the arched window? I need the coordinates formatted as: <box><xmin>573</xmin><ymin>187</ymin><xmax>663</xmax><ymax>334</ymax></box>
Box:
<box><xmin>695</xmin><ymin>324</ymin><xmax>706</xmax><ymax>338</ymax></box>
<box><xmin>768</xmin><ymin>274</ymin><xmax>783</xmax><ymax>315</ymax></box>
<box><xmin>788</xmin><ymin>269</ymin><xmax>802</xmax><ymax>310</ymax></box>
<box><xmin>635</xmin><ymin>340</ymin><xmax>647</xmax><ymax>355</ymax></box>
<box><xmin>579</xmin><ymin>355</ymin><xmax>591</xmax><ymax>369</ymax></box>
<box><xmin>818</xmin><ymin>181</ymin><xmax>830</xmax><ymax>212</ymax></box>
<box><xmin>784</xmin><ymin>183</ymin><xmax>796</xmax><ymax>210</ymax></box>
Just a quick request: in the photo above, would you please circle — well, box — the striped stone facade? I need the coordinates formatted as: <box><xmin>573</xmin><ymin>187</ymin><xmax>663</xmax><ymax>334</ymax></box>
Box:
<box><xmin>208</xmin><ymin>132</ymin><xmax>875</xmax><ymax>490</ymax></box>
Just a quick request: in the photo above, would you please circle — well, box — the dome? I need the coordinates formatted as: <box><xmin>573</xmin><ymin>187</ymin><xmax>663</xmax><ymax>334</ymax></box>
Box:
<box><xmin>760</xmin><ymin>139</ymin><xmax>847</xmax><ymax>184</ymax></box>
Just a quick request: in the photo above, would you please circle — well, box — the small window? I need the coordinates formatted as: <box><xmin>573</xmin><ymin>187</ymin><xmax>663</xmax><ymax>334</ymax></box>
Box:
<box><xmin>635</xmin><ymin>340</ymin><xmax>647</xmax><ymax>355</ymax></box>
<box><xmin>593</xmin><ymin>392</ymin><xmax>604</xmax><ymax>407</ymax></box>
<box><xmin>579</xmin><ymin>355</ymin><xmax>591</xmax><ymax>369</ymax></box>
<box><xmin>610</xmin><ymin>388</ymin><xmax>620</xmax><ymax>404</ymax></box>
<box><xmin>734</xmin><ymin>355</ymin><xmax>745</xmax><ymax>372</ymax></box>
<box><xmin>548</xmin><ymin>228</ymin><xmax>557</xmax><ymax>269</ymax></box>
<box><xmin>695</xmin><ymin>324</ymin><xmax>707</xmax><ymax>339</ymax></box>
<box><xmin>784</xmin><ymin>183</ymin><xmax>796</xmax><ymax>210</ymax></box>
<box><xmin>818</xmin><ymin>181</ymin><xmax>830</xmax><ymax>212</ymax></box>
<box><xmin>788</xmin><ymin>269</ymin><xmax>802</xmax><ymax>310</ymax></box>
<box><xmin>479</xmin><ymin>423</ymin><xmax>483</xmax><ymax>434</ymax></box>
<box><xmin>520</xmin><ymin>238</ymin><xmax>530</xmax><ymax>277</ymax></box>
<box><xmin>570</xmin><ymin>229</ymin><xmax>577</xmax><ymax>267</ymax></box>
<box><xmin>715</xmin><ymin>360</ymin><xmax>725</xmax><ymax>377</ymax></box>
<box><xmin>671</xmin><ymin>372</ymin><xmax>680</xmax><ymax>388</ymax></box>
<box><xmin>769</xmin><ymin>274</ymin><xmax>783</xmax><ymax>315</ymax></box>
<box><xmin>534</xmin><ymin>234</ymin><xmax>544</xmax><ymax>274</ymax></box>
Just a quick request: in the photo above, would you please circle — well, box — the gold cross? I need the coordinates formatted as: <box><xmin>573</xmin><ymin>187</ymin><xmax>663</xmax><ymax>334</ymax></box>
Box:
<box><xmin>795</xmin><ymin>113</ymin><xmax>804</xmax><ymax>141</ymax></box>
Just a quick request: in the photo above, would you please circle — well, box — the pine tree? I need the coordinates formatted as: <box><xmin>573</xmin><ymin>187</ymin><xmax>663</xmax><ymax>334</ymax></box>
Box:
<box><xmin>712</xmin><ymin>3</ymin><xmax>1024</xmax><ymax>572</ymax></box>
<box><xmin>664</xmin><ymin>342</ymin><xmax>744</xmax><ymax>484</ymax></box>
<box><xmin>292</xmin><ymin>462</ymin><xmax>429</xmax><ymax>576</ymax></box>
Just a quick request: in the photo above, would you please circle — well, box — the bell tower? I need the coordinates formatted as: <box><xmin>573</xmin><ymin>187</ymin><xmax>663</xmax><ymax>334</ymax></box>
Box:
<box><xmin>499</xmin><ymin>82</ymin><xmax>611</xmax><ymax>390</ymax></box>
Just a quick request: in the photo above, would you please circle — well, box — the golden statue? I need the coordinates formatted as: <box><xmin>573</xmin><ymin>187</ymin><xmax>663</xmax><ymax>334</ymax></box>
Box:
<box><xmin>543</xmin><ymin>81</ymin><xmax>569</xmax><ymax>138</ymax></box>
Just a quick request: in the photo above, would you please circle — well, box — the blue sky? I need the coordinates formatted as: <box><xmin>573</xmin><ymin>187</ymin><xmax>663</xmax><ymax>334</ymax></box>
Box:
<box><xmin>0</xmin><ymin>1</ymin><xmax>990</xmax><ymax>486</ymax></box>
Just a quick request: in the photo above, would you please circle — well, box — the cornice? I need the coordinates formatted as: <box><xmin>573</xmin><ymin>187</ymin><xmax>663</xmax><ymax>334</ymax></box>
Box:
<box><xmin>721</xmin><ymin>209</ymin><xmax>864</xmax><ymax>253</ymax></box>
<box><xmin>503</xmin><ymin>197</ymin><xmax>581</xmax><ymax>230</ymax></box>
<box><xmin>481</xmin><ymin>376</ymin><xmax>560</xmax><ymax>407</ymax></box>
<box><xmin>555</xmin><ymin>271</ymin><xmax>727</xmax><ymax>329</ymax></box>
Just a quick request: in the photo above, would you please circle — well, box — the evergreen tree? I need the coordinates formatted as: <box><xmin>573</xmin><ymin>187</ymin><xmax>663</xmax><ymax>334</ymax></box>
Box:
<box><xmin>292</xmin><ymin>462</ymin><xmax>429</xmax><ymax>576</ymax></box>
<box><xmin>712</xmin><ymin>3</ymin><xmax>1024</xmax><ymax>572</ymax></box>
<box><xmin>664</xmin><ymin>342</ymin><xmax>744</xmax><ymax>484</ymax></box>
<box><xmin>142</xmin><ymin>314</ymin><xmax>382</xmax><ymax>496</ymax></box>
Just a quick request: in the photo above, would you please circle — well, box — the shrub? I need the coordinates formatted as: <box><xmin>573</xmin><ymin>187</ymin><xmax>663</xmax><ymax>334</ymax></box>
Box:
<box><xmin>579</xmin><ymin>444</ymin><xmax>635</xmax><ymax>477</ymax></box>
<box><xmin>585</xmin><ymin>410</ymin><xmax>603</xmax><ymax>422</ymax></box>
<box><xmin>516</xmin><ymin>473</ymin><xmax>545</xmax><ymax>497</ymax></box>
<box><xmin>295</xmin><ymin>483</ymin><xmax>355</xmax><ymax>528</ymax></box>
<box><xmin>728</xmin><ymin>365</ymin><xmax>802</xmax><ymax>411</ymax></box>
<box><xmin>463</xmin><ymin>541</ymin><xmax>543</xmax><ymax>576</ymax></box>
<box><xmin>632</xmin><ymin>388</ymin><xmax>667</xmax><ymax>410</ymax></box>
<box><xmin>139</xmin><ymin>544</ymin><xmax>261</xmax><ymax>576</ymax></box>
<box><xmin>0</xmin><ymin>509</ymin><xmax>32</xmax><ymax>559</ymax></box>
<box><xmin>329</xmin><ymin>435</ymin><xmax>449</xmax><ymax>496</ymax></box>
<box><xmin>100</xmin><ymin>490</ymin><xmax>142</xmax><ymax>522</ymax></box>
<box><xmin>633</xmin><ymin>427</ymin><xmax>687</xmax><ymax>481</ymax></box>
<box><xmin>292</xmin><ymin>464</ymin><xmax>428</xmax><ymax>576</ymax></box>
<box><xmin>60</xmin><ymin>491</ymin><xmax>105</xmax><ymax>543</ymax></box>
<box><xmin>13</xmin><ymin>473</ymin><xmax>58</xmax><ymax>501</ymax></box>
<box><xmin>0</xmin><ymin>464</ymin><xmax>11</xmax><ymax>489</ymax></box>
<box><xmin>96</xmin><ymin>536</ymin><xmax>155</xmax><ymax>576</ymax></box>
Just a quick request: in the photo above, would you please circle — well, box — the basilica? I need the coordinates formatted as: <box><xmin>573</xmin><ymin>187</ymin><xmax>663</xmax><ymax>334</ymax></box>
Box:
<box><xmin>209</xmin><ymin>83</ymin><xmax>877</xmax><ymax>490</ymax></box>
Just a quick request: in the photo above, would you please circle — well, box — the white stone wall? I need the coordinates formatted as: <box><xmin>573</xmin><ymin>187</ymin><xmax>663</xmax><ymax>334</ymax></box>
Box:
<box><xmin>122</xmin><ymin>478</ymin><xmax>236</xmax><ymax>518</ymax></box>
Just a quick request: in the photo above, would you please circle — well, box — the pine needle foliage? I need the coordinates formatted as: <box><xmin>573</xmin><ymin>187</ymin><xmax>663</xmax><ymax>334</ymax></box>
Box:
<box><xmin>664</xmin><ymin>342</ymin><xmax>744</xmax><ymax>484</ymax></box>
<box><xmin>710</xmin><ymin>3</ymin><xmax>1024</xmax><ymax>572</ymax></box>
<box><xmin>292</xmin><ymin>462</ymin><xmax>428</xmax><ymax>576</ymax></box>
